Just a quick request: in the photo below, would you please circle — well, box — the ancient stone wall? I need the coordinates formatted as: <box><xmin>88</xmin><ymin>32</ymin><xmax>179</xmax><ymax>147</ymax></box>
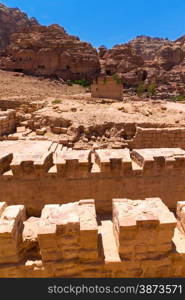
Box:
<box><xmin>0</xmin><ymin>99</ymin><xmax>24</xmax><ymax>110</ymax></box>
<box><xmin>128</xmin><ymin>127</ymin><xmax>185</xmax><ymax>149</ymax></box>
<box><xmin>0</xmin><ymin>109</ymin><xmax>16</xmax><ymax>136</ymax></box>
<box><xmin>0</xmin><ymin>141</ymin><xmax>184</xmax><ymax>215</ymax></box>
<box><xmin>91</xmin><ymin>76</ymin><xmax>123</xmax><ymax>100</ymax></box>
<box><xmin>0</xmin><ymin>198</ymin><xmax>185</xmax><ymax>278</ymax></box>
<box><xmin>5</xmin><ymin>122</ymin><xmax>185</xmax><ymax>151</ymax></box>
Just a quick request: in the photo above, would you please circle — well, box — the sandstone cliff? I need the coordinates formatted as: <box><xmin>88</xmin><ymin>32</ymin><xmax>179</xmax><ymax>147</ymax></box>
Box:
<box><xmin>99</xmin><ymin>36</ymin><xmax>185</xmax><ymax>96</ymax></box>
<box><xmin>100</xmin><ymin>44</ymin><xmax>144</xmax><ymax>75</ymax></box>
<box><xmin>0</xmin><ymin>4</ymin><xmax>100</xmax><ymax>81</ymax></box>
<box><xmin>0</xmin><ymin>3</ymin><xmax>185</xmax><ymax>95</ymax></box>
<box><xmin>0</xmin><ymin>3</ymin><xmax>38</xmax><ymax>51</ymax></box>
<box><xmin>129</xmin><ymin>35</ymin><xmax>171</xmax><ymax>61</ymax></box>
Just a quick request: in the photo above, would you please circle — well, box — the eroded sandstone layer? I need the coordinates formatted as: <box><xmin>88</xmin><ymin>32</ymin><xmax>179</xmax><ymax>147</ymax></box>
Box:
<box><xmin>100</xmin><ymin>36</ymin><xmax>185</xmax><ymax>98</ymax></box>
<box><xmin>0</xmin><ymin>4</ymin><xmax>100</xmax><ymax>81</ymax></box>
<box><xmin>1</xmin><ymin>3</ymin><xmax>185</xmax><ymax>98</ymax></box>
<box><xmin>0</xmin><ymin>3</ymin><xmax>38</xmax><ymax>50</ymax></box>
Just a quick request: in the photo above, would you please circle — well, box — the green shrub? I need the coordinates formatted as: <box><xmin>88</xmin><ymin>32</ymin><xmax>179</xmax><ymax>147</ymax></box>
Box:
<box><xmin>66</xmin><ymin>80</ymin><xmax>73</xmax><ymax>86</ymax></box>
<box><xmin>147</xmin><ymin>82</ymin><xmax>157</xmax><ymax>96</ymax></box>
<box><xmin>170</xmin><ymin>95</ymin><xmax>185</xmax><ymax>101</ymax></box>
<box><xmin>136</xmin><ymin>82</ymin><xmax>146</xmax><ymax>96</ymax></box>
<box><xmin>52</xmin><ymin>99</ymin><xmax>62</xmax><ymax>104</ymax></box>
<box><xmin>69</xmin><ymin>79</ymin><xmax>90</xmax><ymax>87</ymax></box>
<box><xmin>103</xmin><ymin>77</ymin><xmax>107</xmax><ymax>84</ymax></box>
<box><xmin>112</xmin><ymin>74</ymin><xmax>122</xmax><ymax>84</ymax></box>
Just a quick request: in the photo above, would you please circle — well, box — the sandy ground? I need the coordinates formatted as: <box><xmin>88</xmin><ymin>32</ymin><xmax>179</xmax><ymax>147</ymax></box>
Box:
<box><xmin>0</xmin><ymin>70</ymin><xmax>86</xmax><ymax>101</ymax></box>
<box><xmin>35</xmin><ymin>95</ymin><xmax>185</xmax><ymax>127</ymax></box>
<box><xmin>1</xmin><ymin>69</ymin><xmax>185</xmax><ymax>127</ymax></box>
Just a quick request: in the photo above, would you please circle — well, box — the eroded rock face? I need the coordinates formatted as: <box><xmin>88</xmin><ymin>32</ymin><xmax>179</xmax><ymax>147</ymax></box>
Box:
<box><xmin>0</xmin><ymin>5</ymin><xmax>100</xmax><ymax>81</ymax></box>
<box><xmin>100</xmin><ymin>44</ymin><xmax>144</xmax><ymax>76</ymax></box>
<box><xmin>129</xmin><ymin>35</ymin><xmax>171</xmax><ymax>61</ymax></box>
<box><xmin>1</xmin><ymin>3</ymin><xmax>185</xmax><ymax>94</ymax></box>
<box><xmin>99</xmin><ymin>35</ymin><xmax>185</xmax><ymax>95</ymax></box>
<box><xmin>0</xmin><ymin>4</ymin><xmax>38</xmax><ymax>51</ymax></box>
<box><xmin>98</xmin><ymin>45</ymin><xmax>108</xmax><ymax>58</ymax></box>
<box><xmin>155</xmin><ymin>45</ymin><xmax>185</xmax><ymax>71</ymax></box>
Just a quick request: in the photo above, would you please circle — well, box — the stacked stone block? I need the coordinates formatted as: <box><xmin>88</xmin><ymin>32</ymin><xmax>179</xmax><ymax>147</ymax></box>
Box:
<box><xmin>0</xmin><ymin>199</ymin><xmax>184</xmax><ymax>277</ymax></box>
<box><xmin>91</xmin><ymin>76</ymin><xmax>123</xmax><ymax>101</ymax></box>
<box><xmin>177</xmin><ymin>201</ymin><xmax>185</xmax><ymax>234</ymax></box>
<box><xmin>0</xmin><ymin>140</ymin><xmax>53</xmax><ymax>178</ymax></box>
<box><xmin>78</xmin><ymin>199</ymin><xmax>98</xmax><ymax>261</ymax></box>
<box><xmin>131</xmin><ymin>148</ymin><xmax>185</xmax><ymax>175</ymax></box>
<box><xmin>38</xmin><ymin>202</ymin><xmax>80</xmax><ymax>276</ymax></box>
<box><xmin>95</xmin><ymin>149</ymin><xmax>132</xmax><ymax>175</ymax></box>
<box><xmin>113</xmin><ymin>198</ymin><xmax>177</xmax><ymax>277</ymax></box>
<box><xmin>0</xmin><ymin>110</ymin><xmax>16</xmax><ymax>136</ymax></box>
<box><xmin>129</xmin><ymin>127</ymin><xmax>185</xmax><ymax>150</ymax></box>
<box><xmin>55</xmin><ymin>149</ymin><xmax>91</xmax><ymax>178</ymax></box>
<box><xmin>0</xmin><ymin>203</ymin><xmax>26</xmax><ymax>265</ymax></box>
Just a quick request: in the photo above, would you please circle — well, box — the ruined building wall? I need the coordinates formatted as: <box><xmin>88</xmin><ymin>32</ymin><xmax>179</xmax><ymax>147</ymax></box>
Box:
<box><xmin>0</xmin><ymin>109</ymin><xmax>16</xmax><ymax>136</ymax></box>
<box><xmin>0</xmin><ymin>141</ymin><xmax>185</xmax><ymax>277</ymax></box>
<box><xmin>0</xmin><ymin>198</ymin><xmax>185</xmax><ymax>278</ymax></box>
<box><xmin>3</xmin><ymin>121</ymin><xmax>185</xmax><ymax>151</ymax></box>
<box><xmin>128</xmin><ymin>127</ymin><xmax>185</xmax><ymax>149</ymax></box>
<box><xmin>0</xmin><ymin>141</ymin><xmax>185</xmax><ymax>215</ymax></box>
<box><xmin>91</xmin><ymin>76</ymin><xmax>123</xmax><ymax>100</ymax></box>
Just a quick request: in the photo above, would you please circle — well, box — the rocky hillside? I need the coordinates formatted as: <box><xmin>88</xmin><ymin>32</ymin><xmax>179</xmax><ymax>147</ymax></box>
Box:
<box><xmin>99</xmin><ymin>36</ymin><xmax>185</xmax><ymax>98</ymax></box>
<box><xmin>100</xmin><ymin>44</ymin><xmax>144</xmax><ymax>75</ymax></box>
<box><xmin>0</xmin><ymin>3</ymin><xmax>38</xmax><ymax>50</ymax></box>
<box><xmin>0</xmin><ymin>4</ymin><xmax>100</xmax><ymax>81</ymax></box>
<box><xmin>128</xmin><ymin>35</ymin><xmax>171</xmax><ymax>60</ymax></box>
<box><xmin>0</xmin><ymin>3</ymin><xmax>185</xmax><ymax>98</ymax></box>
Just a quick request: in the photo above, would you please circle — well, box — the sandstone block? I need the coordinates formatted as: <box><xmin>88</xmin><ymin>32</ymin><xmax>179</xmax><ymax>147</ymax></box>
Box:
<box><xmin>113</xmin><ymin>198</ymin><xmax>177</xmax><ymax>260</ymax></box>
<box><xmin>56</xmin><ymin>149</ymin><xmax>91</xmax><ymax>178</ymax></box>
<box><xmin>95</xmin><ymin>149</ymin><xmax>132</xmax><ymax>174</ymax></box>
<box><xmin>0</xmin><ymin>204</ymin><xmax>26</xmax><ymax>263</ymax></box>
<box><xmin>36</xmin><ymin>127</ymin><xmax>47</xmax><ymax>136</ymax></box>
<box><xmin>78</xmin><ymin>199</ymin><xmax>98</xmax><ymax>260</ymax></box>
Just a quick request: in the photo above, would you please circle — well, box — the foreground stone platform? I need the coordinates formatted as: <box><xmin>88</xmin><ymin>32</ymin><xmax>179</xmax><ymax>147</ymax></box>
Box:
<box><xmin>0</xmin><ymin>141</ymin><xmax>184</xmax><ymax>214</ymax></box>
<box><xmin>0</xmin><ymin>198</ymin><xmax>184</xmax><ymax>278</ymax></box>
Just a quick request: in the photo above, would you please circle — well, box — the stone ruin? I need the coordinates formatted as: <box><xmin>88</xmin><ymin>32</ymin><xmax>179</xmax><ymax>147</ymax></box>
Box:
<box><xmin>1</xmin><ymin>141</ymin><xmax>185</xmax><ymax>213</ymax></box>
<box><xmin>0</xmin><ymin>140</ymin><xmax>184</xmax><ymax>277</ymax></box>
<box><xmin>0</xmin><ymin>101</ymin><xmax>185</xmax><ymax>278</ymax></box>
<box><xmin>91</xmin><ymin>76</ymin><xmax>123</xmax><ymax>100</ymax></box>
<box><xmin>1</xmin><ymin>3</ymin><xmax>185</xmax><ymax>279</ymax></box>
<box><xmin>2</xmin><ymin>103</ymin><xmax>185</xmax><ymax>151</ymax></box>
<box><xmin>0</xmin><ymin>197</ymin><xmax>185</xmax><ymax>278</ymax></box>
<box><xmin>0</xmin><ymin>109</ymin><xmax>16</xmax><ymax>136</ymax></box>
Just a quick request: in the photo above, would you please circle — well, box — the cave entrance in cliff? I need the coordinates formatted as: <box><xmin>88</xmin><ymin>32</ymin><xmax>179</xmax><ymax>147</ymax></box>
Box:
<box><xmin>106</xmin><ymin>70</ymin><xmax>112</xmax><ymax>76</ymax></box>
<box><xmin>38</xmin><ymin>65</ymin><xmax>45</xmax><ymax>69</ymax></box>
<box><xmin>14</xmin><ymin>68</ymin><xmax>23</xmax><ymax>73</ymax></box>
<box><xmin>142</xmin><ymin>70</ymin><xmax>148</xmax><ymax>81</ymax></box>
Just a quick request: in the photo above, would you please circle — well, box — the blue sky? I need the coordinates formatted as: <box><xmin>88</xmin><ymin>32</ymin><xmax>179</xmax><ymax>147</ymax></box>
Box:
<box><xmin>1</xmin><ymin>0</ymin><xmax>185</xmax><ymax>48</ymax></box>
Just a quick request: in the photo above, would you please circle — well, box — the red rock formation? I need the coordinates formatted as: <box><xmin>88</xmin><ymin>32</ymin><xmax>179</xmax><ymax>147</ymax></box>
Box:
<box><xmin>1</xmin><ymin>3</ymin><xmax>185</xmax><ymax>95</ymax></box>
<box><xmin>98</xmin><ymin>35</ymin><xmax>185</xmax><ymax>96</ymax></box>
<box><xmin>0</xmin><ymin>3</ymin><xmax>38</xmax><ymax>51</ymax></box>
<box><xmin>155</xmin><ymin>45</ymin><xmax>184</xmax><ymax>71</ymax></box>
<box><xmin>0</xmin><ymin>5</ymin><xmax>100</xmax><ymax>81</ymax></box>
<box><xmin>129</xmin><ymin>35</ymin><xmax>171</xmax><ymax>61</ymax></box>
<box><xmin>100</xmin><ymin>44</ymin><xmax>144</xmax><ymax>76</ymax></box>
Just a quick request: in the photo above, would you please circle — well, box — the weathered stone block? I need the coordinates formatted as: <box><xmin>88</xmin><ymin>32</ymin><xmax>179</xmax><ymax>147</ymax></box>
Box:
<box><xmin>113</xmin><ymin>198</ymin><xmax>177</xmax><ymax>261</ymax></box>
